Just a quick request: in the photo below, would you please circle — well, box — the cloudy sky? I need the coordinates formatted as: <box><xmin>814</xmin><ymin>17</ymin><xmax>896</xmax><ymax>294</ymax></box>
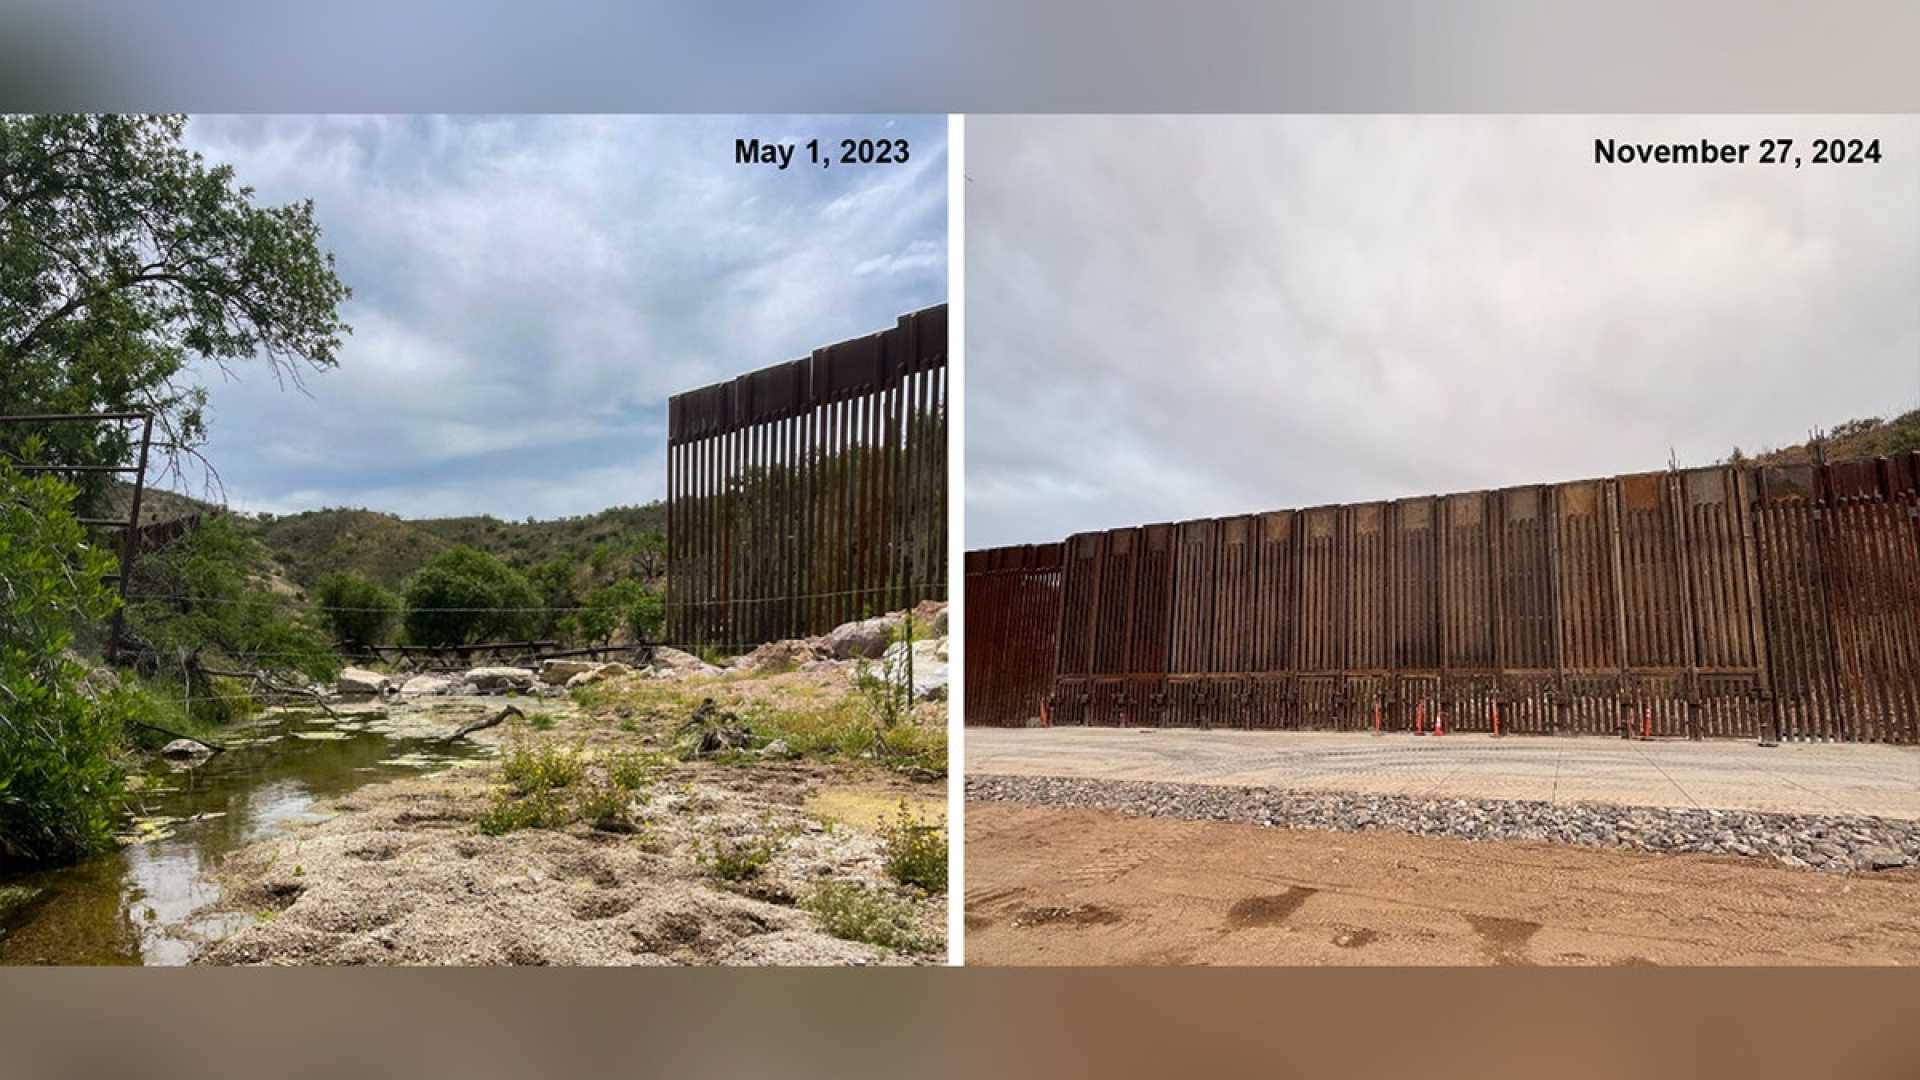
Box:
<box><xmin>966</xmin><ymin>115</ymin><xmax>1920</xmax><ymax>549</ymax></box>
<box><xmin>176</xmin><ymin>114</ymin><xmax>945</xmax><ymax>519</ymax></box>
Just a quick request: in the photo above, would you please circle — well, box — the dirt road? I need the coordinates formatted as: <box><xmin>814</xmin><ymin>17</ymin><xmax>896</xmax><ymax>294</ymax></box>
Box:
<box><xmin>965</xmin><ymin>802</ymin><xmax>1920</xmax><ymax>966</ymax></box>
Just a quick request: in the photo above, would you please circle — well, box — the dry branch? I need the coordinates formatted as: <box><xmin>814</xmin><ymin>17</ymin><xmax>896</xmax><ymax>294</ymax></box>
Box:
<box><xmin>438</xmin><ymin>704</ymin><xmax>523</xmax><ymax>744</ymax></box>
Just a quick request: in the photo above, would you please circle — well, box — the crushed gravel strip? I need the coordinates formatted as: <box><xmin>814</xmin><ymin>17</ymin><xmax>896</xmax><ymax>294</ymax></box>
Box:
<box><xmin>966</xmin><ymin>774</ymin><xmax>1920</xmax><ymax>874</ymax></box>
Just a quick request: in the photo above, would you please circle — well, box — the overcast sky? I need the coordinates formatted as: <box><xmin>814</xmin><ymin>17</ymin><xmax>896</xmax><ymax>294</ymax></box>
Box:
<box><xmin>966</xmin><ymin>115</ymin><xmax>1920</xmax><ymax>549</ymax></box>
<box><xmin>177</xmin><ymin>114</ymin><xmax>945</xmax><ymax>519</ymax></box>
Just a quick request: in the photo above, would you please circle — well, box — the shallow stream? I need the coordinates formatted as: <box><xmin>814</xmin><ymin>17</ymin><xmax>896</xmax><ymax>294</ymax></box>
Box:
<box><xmin>0</xmin><ymin>708</ymin><xmax>487</xmax><ymax>965</ymax></box>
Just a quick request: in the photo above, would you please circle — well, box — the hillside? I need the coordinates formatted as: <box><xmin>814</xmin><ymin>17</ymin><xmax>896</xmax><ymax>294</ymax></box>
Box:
<box><xmin>1732</xmin><ymin>408</ymin><xmax>1920</xmax><ymax>467</ymax></box>
<box><xmin>101</xmin><ymin>481</ymin><xmax>666</xmax><ymax>593</ymax></box>
<box><xmin>251</xmin><ymin>503</ymin><xmax>667</xmax><ymax>591</ymax></box>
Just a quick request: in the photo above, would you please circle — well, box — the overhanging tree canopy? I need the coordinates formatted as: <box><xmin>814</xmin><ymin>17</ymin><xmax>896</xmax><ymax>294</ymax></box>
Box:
<box><xmin>0</xmin><ymin>114</ymin><xmax>351</xmax><ymax>495</ymax></box>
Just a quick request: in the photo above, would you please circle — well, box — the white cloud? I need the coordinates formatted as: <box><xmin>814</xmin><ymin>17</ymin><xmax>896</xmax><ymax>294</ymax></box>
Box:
<box><xmin>967</xmin><ymin>115</ymin><xmax>1920</xmax><ymax>548</ymax></box>
<box><xmin>170</xmin><ymin>114</ymin><xmax>947</xmax><ymax>519</ymax></box>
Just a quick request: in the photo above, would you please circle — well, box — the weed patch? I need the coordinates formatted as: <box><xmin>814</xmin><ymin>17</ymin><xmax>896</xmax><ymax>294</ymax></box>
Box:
<box><xmin>699</xmin><ymin>828</ymin><xmax>787</xmax><ymax>883</ymax></box>
<box><xmin>478</xmin><ymin>738</ymin><xmax>654</xmax><ymax>835</ymax></box>
<box><xmin>878</xmin><ymin>801</ymin><xmax>947</xmax><ymax>894</ymax></box>
<box><xmin>498</xmin><ymin>739</ymin><xmax>585</xmax><ymax>795</ymax></box>
<box><xmin>802</xmin><ymin>881</ymin><xmax>934</xmax><ymax>955</ymax></box>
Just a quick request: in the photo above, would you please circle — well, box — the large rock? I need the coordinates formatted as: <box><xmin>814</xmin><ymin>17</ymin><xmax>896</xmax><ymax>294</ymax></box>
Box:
<box><xmin>731</xmin><ymin>638</ymin><xmax>825</xmax><ymax>674</ymax></box>
<box><xmin>651</xmin><ymin>647</ymin><xmax>720</xmax><ymax>679</ymax></box>
<box><xmin>539</xmin><ymin>659</ymin><xmax>602</xmax><ymax>686</ymax></box>
<box><xmin>911</xmin><ymin>599</ymin><xmax>949</xmax><ymax>638</ymax></box>
<box><xmin>336</xmin><ymin>667</ymin><xmax>391</xmax><ymax>696</ymax></box>
<box><xmin>881</xmin><ymin>637</ymin><xmax>950</xmax><ymax>699</ymax></box>
<box><xmin>398</xmin><ymin>674</ymin><xmax>455</xmax><ymax>697</ymax></box>
<box><xmin>465</xmin><ymin>666</ymin><xmax>536</xmax><ymax>693</ymax></box>
<box><xmin>160</xmin><ymin>738</ymin><xmax>214</xmax><ymax>760</ymax></box>
<box><xmin>565</xmin><ymin>662</ymin><xmax>634</xmax><ymax>689</ymax></box>
<box><xmin>824</xmin><ymin>614</ymin><xmax>904</xmax><ymax>660</ymax></box>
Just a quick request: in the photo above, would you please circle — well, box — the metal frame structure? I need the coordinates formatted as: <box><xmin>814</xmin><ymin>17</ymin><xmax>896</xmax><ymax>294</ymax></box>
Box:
<box><xmin>665</xmin><ymin>304</ymin><xmax>948</xmax><ymax>649</ymax></box>
<box><xmin>966</xmin><ymin>453</ymin><xmax>1920</xmax><ymax>744</ymax></box>
<box><xmin>1</xmin><ymin>412</ymin><xmax>154</xmax><ymax>660</ymax></box>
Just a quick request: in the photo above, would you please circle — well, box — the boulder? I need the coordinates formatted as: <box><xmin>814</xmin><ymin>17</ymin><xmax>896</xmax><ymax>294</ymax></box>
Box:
<box><xmin>881</xmin><ymin>637</ymin><xmax>950</xmax><ymax>699</ymax></box>
<box><xmin>564</xmin><ymin>662</ymin><xmax>635</xmax><ymax>689</ymax></box>
<box><xmin>732</xmin><ymin>638</ymin><xmax>825</xmax><ymax>674</ymax></box>
<box><xmin>824</xmin><ymin>614</ymin><xmax>904</xmax><ymax>660</ymax></box>
<box><xmin>911</xmin><ymin>599</ymin><xmax>949</xmax><ymax>638</ymax></box>
<box><xmin>539</xmin><ymin>659</ymin><xmax>602</xmax><ymax>685</ymax></box>
<box><xmin>160</xmin><ymin>739</ymin><xmax>214</xmax><ymax>760</ymax></box>
<box><xmin>398</xmin><ymin>674</ymin><xmax>455</xmax><ymax>697</ymax></box>
<box><xmin>336</xmin><ymin>667</ymin><xmax>392</xmax><ymax>696</ymax></box>
<box><xmin>465</xmin><ymin>666</ymin><xmax>536</xmax><ymax>693</ymax></box>
<box><xmin>651</xmin><ymin>647</ymin><xmax>720</xmax><ymax>679</ymax></box>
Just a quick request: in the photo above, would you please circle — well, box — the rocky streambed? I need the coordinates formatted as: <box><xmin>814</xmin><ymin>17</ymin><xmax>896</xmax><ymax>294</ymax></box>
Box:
<box><xmin>966</xmin><ymin>773</ymin><xmax>1920</xmax><ymax>874</ymax></box>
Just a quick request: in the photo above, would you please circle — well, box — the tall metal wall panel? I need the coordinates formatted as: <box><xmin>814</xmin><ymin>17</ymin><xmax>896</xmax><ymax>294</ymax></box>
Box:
<box><xmin>963</xmin><ymin>452</ymin><xmax>1920</xmax><ymax>744</ymax></box>
<box><xmin>666</xmin><ymin>304</ymin><xmax>946</xmax><ymax>648</ymax></box>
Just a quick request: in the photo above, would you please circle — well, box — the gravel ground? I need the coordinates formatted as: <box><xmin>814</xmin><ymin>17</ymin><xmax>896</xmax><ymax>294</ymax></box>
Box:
<box><xmin>967</xmin><ymin>773</ymin><xmax>1920</xmax><ymax>874</ymax></box>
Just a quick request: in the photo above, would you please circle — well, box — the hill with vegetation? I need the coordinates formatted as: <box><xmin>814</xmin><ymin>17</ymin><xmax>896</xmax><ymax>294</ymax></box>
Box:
<box><xmin>102</xmin><ymin>481</ymin><xmax>666</xmax><ymax>595</ymax></box>
<box><xmin>1728</xmin><ymin>408</ymin><xmax>1920</xmax><ymax>467</ymax></box>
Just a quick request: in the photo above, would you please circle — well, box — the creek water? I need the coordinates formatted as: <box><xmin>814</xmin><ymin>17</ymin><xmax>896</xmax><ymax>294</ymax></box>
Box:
<box><xmin>0</xmin><ymin>709</ymin><xmax>487</xmax><ymax>965</ymax></box>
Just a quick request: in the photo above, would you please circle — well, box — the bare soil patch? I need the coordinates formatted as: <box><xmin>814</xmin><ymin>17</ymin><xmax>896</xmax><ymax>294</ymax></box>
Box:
<box><xmin>965</xmin><ymin>802</ymin><xmax>1920</xmax><ymax>966</ymax></box>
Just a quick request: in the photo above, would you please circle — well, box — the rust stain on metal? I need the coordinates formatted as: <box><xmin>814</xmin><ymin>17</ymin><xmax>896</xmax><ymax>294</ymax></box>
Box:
<box><xmin>965</xmin><ymin>453</ymin><xmax>1920</xmax><ymax>744</ymax></box>
<box><xmin>666</xmin><ymin>304</ymin><xmax>946</xmax><ymax>648</ymax></box>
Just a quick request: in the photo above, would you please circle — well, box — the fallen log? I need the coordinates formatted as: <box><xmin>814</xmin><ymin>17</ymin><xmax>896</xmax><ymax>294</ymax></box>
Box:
<box><xmin>438</xmin><ymin>704</ymin><xmax>524</xmax><ymax>744</ymax></box>
<box><xmin>201</xmin><ymin>666</ymin><xmax>341</xmax><ymax>720</ymax></box>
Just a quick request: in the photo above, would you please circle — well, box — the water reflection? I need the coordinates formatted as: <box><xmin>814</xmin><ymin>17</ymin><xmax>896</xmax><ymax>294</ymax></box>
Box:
<box><xmin>0</xmin><ymin>710</ymin><xmax>484</xmax><ymax>965</ymax></box>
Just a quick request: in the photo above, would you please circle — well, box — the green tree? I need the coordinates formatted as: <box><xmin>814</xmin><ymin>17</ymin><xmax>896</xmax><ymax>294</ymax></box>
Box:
<box><xmin>0</xmin><ymin>457</ymin><xmax>135</xmax><ymax>866</ymax></box>
<box><xmin>125</xmin><ymin>516</ymin><xmax>338</xmax><ymax>718</ymax></box>
<box><xmin>623</xmin><ymin>583</ymin><xmax>665</xmax><ymax>642</ymax></box>
<box><xmin>629</xmin><ymin>530</ymin><xmax>667</xmax><ymax>580</ymax></box>
<box><xmin>313</xmin><ymin>571</ymin><xmax>399</xmax><ymax>648</ymax></box>
<box><xmin>574</xmin><ymin>583</ymin><xmax>624</xmax><ymax>647</ymax></box>
<box><xmin>0</xmin><ymin>114</ymin><xmax>351</xmax><ymax>496</ymax></box>
<box><xmin>525</xmin><ymin>559</ymin><xmax>579</xmax><ymax>640</ymax></box>
<box><xmin>578</xmin><ymin>579</ymin><xmax>664</xmax><ymax>647</ymax></box>
<box><xmin>402</xmin><ymin>546</ymin><xmax>539</xmax><ymax>646</ymax></box>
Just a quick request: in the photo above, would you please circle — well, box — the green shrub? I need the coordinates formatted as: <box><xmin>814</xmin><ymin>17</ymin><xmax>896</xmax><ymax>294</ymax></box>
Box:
<box><xmin>479</xmin><ymin>738</ymin><xmax>659</xmax><ymax>836</ymax></box>
<box><xmin>313</xmin><ymin>571</ymin><xmax>398</xmax><ymax>647</ymax></box>
<box><xmin>852</xmin><ymin>641</ymin><xmax>914</xmax><ymax>733</ymax></box>
<box><xmin>802</xmin><ymin>881</ymin><xmax>934</xmax><ymax>955</ymax></box>
<box><xmin>606</xmin><ymin>749</ymin><xmax>665</xmax><ymax>793</ymax></box>
<box><xmin>701</xmin><ymin>830</ymin><xmax>785</xmax><ymax>882</ymax></box>
<box><xmin>0</xmin><ymin>458</ymin><xmax>135</xmax><ymax>867</ymax></box>
<box><xmin>476</xmin><ymin>788</ymin><xmax>572</xmax><ymax>836</ymax></box>
<box><xmin>498</xmin><ymin>739</ymin><xmax>585</xmax><ymax>795</ymax></box>
<box><xmin>574</xmin><ymin>782</ymin><xmax>634</xmax><ymax>832</ymax></box>
<box><xmin>402</xmin><ymin>545</ymin><xmax>539</xmax><ymax>646</ymax></box>
<box><xmin>878</xmin><ymin>802</ymin><xmax>947</xmax><ymax>894</ymax></box>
